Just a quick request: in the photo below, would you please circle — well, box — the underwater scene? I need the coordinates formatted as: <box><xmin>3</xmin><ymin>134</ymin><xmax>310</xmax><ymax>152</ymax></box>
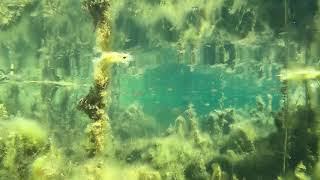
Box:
<box><xmin>1</xmin><ymin>0</ymin><xmax>320</xmax><ymax>179</ymax></box>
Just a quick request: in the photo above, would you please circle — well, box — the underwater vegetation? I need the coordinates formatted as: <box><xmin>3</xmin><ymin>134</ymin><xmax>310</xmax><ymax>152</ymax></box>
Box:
<box><xmin>0</xmin><ymin>0</ymin><xmax>37</xmax><ymax>30</ymax></box>
<box><xmin>1</xmin><ymin>0</ymin><xmax>320</xmax><ymax>180</ymax></box>
<box><xmin>78</xmin><ymin>51</ymin><xmax>131</xmax><ymax>156</ymax></box>
<box><xmin>278</xmin><ymin>68</ymin><xmax>320</xmax><ymax>82</ymax></box>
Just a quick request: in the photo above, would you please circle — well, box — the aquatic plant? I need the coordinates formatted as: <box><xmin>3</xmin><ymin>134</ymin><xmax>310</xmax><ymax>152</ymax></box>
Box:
<box><xmin>185</xmin><ymin>104</ymin><xmax>201</xmax><ymax>145</ymax></box>
<box><xmin>0</xmin><ymin>0</ymin><xmax>36</xmax><ymax>29</ymax></box>
<box><xmin>0</xmin><ymin>104</ymin><xmax>8</xmax><ymax>120</ymax></box>
<box><xmin>173</xmin><ymin>115</ymin><xmax>187</xmax><ymax>138</ymax></box>
<box><xmin>0</xmin><ymin>118</ymin><xmax>49</xmax><ymax>179</ymax></box>
<box><xmin>133</xmin><ymin>166</ymin><xmax>162</xmax><ymax>180</ymax></box>
<box><xmin>78</xmin><ymin>51</ymin><xmax>131</xmax><ymax>156</ymax></box>
<box><xmin>112</xmin><ymin>103</ymin><xmax>160</xmax><ymax>140</ymax></box>
<box><xmin>211</xmin><ymin>163</ymin><xmax>222</xmax><ymax>180</ymax></box>
<box><xmin>83</xmin><ymin>0</ymin><xmax>112</xmax><ymax>51</ymax></box>
<box><xmin>278</xmin><ymin>68</ymin><xmax>320</xmax><ymax>82</ymax></box>
<box><xmin>79</xmin><ymin>0</ymin><xmax>133</xmax><ymax>157</ymax></box>
<box><xmin>30</xmin><ymin>144</ymin><xmax>65</xmax><ymax>180</ymax></box>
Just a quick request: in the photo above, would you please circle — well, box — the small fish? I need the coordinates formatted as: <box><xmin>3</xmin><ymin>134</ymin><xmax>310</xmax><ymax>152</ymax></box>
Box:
<box><xmin>192</xmin><ymin>6</ymin><xmax>199</xmax><ymax>11</ymax></box>
<box><xmin>178</xmin><ymin>49</ymin><xmax>186</xmax><ymax>55</ymax></box>
<box><xmin>211</xmin><ymin>89</ymin><xmax>218</xmax><ymax>93</ymax></box>
<box><xmin>125</xmin><ymin>38</ymin><xmax>132</xmax><ymax>43</ymax></box>
<box><xmin>132</xmin><ymin>91</ymin><xmax>145</xmax><ymax>97</ymax></box>
<box><xmin>204</xmin><ymin>103</ymin><xmax>210</xmax><ymax>107</ymax></box>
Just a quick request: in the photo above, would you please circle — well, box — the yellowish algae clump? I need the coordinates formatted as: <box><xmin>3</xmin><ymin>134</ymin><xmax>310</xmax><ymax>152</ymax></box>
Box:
<box><xmin>80</xmin><ymin>0</ymin><xmax>132</xmax><ymax>158</ymax></box>
<box><xmin>278</xmin><ymin>68</ymin><xmax>320</xmax><ymax>81</ymax></box>
<box><xmin>0</xmin><ymin>104</ymin><xmax>8</xmax><ymax>120</ymax></box>
<box><xmin>85</xmin><ymin>117</ymin><xmax>109</xmax><ymax>155</ymax></box>
<box><xmin>0</xmin><ymin>0</ymin><xmax>36</xmax><ymax>29</ymax></box>
<box><xmin>30</xmin><ymin>145</ymin><xmax>65</xmax><ymax>180</ymax></box>
<box><xmin>0</xmin><ymin>118</ymin><xmax>48</xmax><ymax>179</ymax></box>
<box><xmin>1</xmin><ymin>118</ymin><xmax>48</xmax><ymax>144</ymax></box>
<box><xmin>78</xmin><ymin>51</ymin><xmax>131</xmax><ymax>156</ymax></box>
<box><xmin>70</xmin><ymin>158</ymin><xmax>161</xmax><ymax>180</ymax></box>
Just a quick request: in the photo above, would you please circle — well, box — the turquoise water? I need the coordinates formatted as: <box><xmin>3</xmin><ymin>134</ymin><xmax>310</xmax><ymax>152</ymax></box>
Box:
<box><xmin>0</xmin><ymin>0</ymin><xmax>319</xmax><ymax>180</ymax></box>
<box><xmin>119</xmin><ymin>63</ymin><xmax>281</xmax><ymax>125</ymax></box>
